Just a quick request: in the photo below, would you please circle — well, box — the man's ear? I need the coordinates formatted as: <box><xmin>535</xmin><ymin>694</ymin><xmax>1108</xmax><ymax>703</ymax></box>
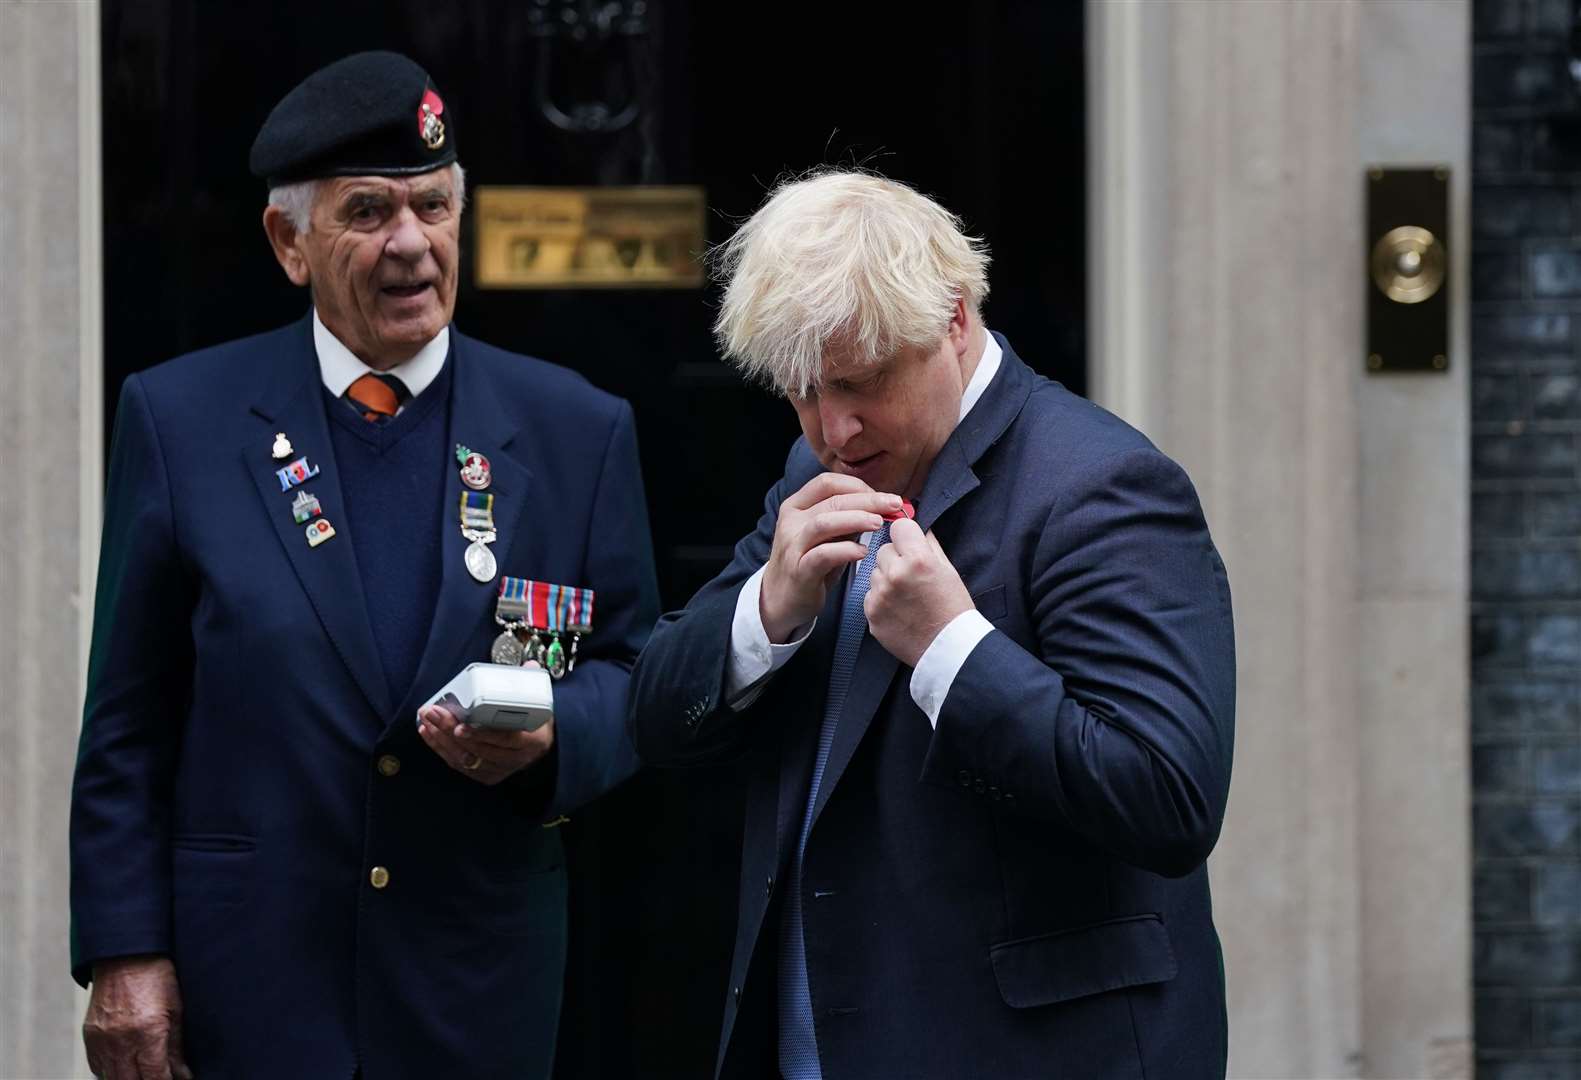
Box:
<box><xmin>946</xmin><ymin>296</ymin><xmax>972</xmax><ymax>355</ymax></box>
<box><xmin>262</xmin><ymin>205</ymin><xmax>311</xmax><ymax>287</ymax></box>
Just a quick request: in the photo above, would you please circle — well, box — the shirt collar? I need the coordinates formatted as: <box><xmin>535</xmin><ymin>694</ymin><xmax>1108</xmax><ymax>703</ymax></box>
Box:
<box><xmin>958</xmin><ymin>328</ymin><xmax>1001</xmax><ymax>422</ymax></box>
<box><xmin>313</xmin><ymin>308</ymin><xmax>450</xmax><ymax>399</ymax></box>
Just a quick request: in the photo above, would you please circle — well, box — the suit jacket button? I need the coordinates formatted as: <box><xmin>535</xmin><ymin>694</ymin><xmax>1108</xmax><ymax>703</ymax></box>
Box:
<box><xmin>376</xmin><ymin>755</ymin><xmax>401</xmax><ymax>777</ymax></box>
<box><xmin>989</xmin><ymin>785</ymin><xmax>1000</xmax><ymax>800</ymax></box>
<box><xmin>973</xmin><ymin>778</ymin><xmax>987</xmax><ymax>796</ymax></box>
<box><xmin>957</xmin><ymin>770</ymin><xmax>971</xmax><ymax>787</ymax></box>
<box><xmin>370</xmin><ymin>866</ymin><xmax>390</xmax><ymax>889</ymax></box>
<box><xmin>1003</xmin><ymin>792</ymin><xmax>1016</xmax><ymax>805</ymax></box>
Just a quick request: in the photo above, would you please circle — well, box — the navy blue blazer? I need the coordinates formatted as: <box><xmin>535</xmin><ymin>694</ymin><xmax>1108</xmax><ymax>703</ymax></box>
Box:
<box><xmin>629</xmin><ymin>336</ymin><xmax>1235</xmax><ymax>1079</ymax></box>
<box><xmin>70</xmin><ymin>314</ymin><xmax>659</xmax><ymax>1079</ymax></box>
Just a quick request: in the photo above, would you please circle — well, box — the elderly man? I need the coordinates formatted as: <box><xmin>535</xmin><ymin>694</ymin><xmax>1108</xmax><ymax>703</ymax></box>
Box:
<box><xmin>629</xmin><ymin>171</ymin><xmax>1236</xmax><ymax>1079</ymax></box>
<box><xmin>70</xmin><ymin>52</ymin><xmax>657</xmax><ymax>1079</ymax></box>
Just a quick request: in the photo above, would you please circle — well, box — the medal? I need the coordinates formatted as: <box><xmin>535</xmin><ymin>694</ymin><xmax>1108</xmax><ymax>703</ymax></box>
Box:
<box><xmin>490</xmin><ymin>629</ymin><xmax>526</xmax><ymax>665</ymax></box>
<box><xmin>275</xmin><ymin>456</ymin><xmax>320</xmax><ymax>492</ymax></box>
<box><xmin>271</xmin><ymin>433</ymin><xmax>294</xmax><ymax>460</ymax></box>
<box><xmin>465</xmin><ymin>541</ymin><xmax>498</xmax><ymax>583</ymax></box>
<box><xmin>459</xmin><ymin>490</ymin><xmax>498</xmax><ymax>584</ymax></box>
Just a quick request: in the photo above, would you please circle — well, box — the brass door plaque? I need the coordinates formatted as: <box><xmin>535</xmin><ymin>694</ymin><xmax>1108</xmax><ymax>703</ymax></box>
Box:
<box><xmin>1365</xmin><ymin>166</ymin><xmax>1450</xmax><ymax>373</ymax></box>
<box><xmin>474</xmin><ymin>186</ymin><xmax>705</xmax><ymax>289</ymax></box>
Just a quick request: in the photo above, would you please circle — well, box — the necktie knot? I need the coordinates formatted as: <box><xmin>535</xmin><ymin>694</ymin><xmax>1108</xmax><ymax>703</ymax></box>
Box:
<box><xmin>346</xmin><ymin>372</ymin><xmax>410</xmax><ymax>423</ymax></box>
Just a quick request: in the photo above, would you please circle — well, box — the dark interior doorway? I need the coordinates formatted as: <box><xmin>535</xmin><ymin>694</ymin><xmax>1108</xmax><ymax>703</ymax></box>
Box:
<box><xmin>101</xmin><ymin>2</ymin><xmax>1085</xmax><ymax>1074</ymax></box>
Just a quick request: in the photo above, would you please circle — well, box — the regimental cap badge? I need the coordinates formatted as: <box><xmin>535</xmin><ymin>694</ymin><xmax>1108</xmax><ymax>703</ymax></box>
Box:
<box><xmin>459</xmin><ymin>451</ymin><xmax>491</xmax><ymax>491</ymax></box>
<box><xmin>418</xmin><ymin>87</ymin><xmax>445</xmax><ymax>151</ymax></box>
<box><xmin>271</xmin><ymin>433</ymin><xmax>293</xmax><ymax>460</ymax></box>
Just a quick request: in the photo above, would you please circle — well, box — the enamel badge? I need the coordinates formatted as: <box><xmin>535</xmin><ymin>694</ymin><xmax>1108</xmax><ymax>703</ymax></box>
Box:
<box><xmin>271</xmin><ymin>433</ymin><xmax>294</xmax><ymax>460</ymax></box>
<box><xmin>456</xmin><ymin>444</ymin><xmax>491</xmax><ymax>491</ymax></box>
<box><xmin>291</xmin><ymin>490</ymin><xmax>322</xmax><ymax>524</ymax></box>
<box><xmin>275</xmin><ymin>456</ymin><xmax>320</xmax><ymax>492</ymax></box>
<box><xmin>306</xmin><ymin>519</ymin><xmax>336</xmax><ymax>548</ymax></box>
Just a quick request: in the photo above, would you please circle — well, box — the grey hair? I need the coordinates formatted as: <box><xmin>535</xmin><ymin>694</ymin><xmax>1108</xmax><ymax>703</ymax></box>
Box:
<box><xmin>711</xmin><ymin>169</ymin><xmax>990</xmax><ymax>399</ymax></box>
<box><xmin>267</xmin><ymin>162</ymin><xmax>468</xmax><ymax>233</ymax></box>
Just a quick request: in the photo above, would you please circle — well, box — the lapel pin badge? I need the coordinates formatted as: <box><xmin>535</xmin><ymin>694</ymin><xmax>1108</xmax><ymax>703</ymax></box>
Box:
<box><xmin>276</xmin><ymin>455</ymin><xmax>320</xmax><ymax>492</ymax></box>
<box><xmin>271</xmin><ymin>433</ymin><xmax>294</xmax><ymax>461</ymax></box>
<box><xmin>306</xmin><ymin>519</ymin><xmax>336</xmax><ymax>548</ymax></box>
<box><xmin>291</xmin><ymin>490</ymin><xmax>322</xmax><ymax>524</ymax></box>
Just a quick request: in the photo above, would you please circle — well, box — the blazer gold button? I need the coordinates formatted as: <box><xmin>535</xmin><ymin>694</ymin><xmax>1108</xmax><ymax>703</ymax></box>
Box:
<box><xmin>376</xmin><ymin>755</ymin><xmax>401</xmax><ymax>777</ymax></box>
<box><xmin>370</xmin><ymin>866</ymin><xmax>390</xmax><ymax>889</ymax></box>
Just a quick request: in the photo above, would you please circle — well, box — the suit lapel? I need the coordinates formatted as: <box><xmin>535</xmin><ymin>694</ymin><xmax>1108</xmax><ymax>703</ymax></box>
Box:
<box><xmin>806</xmin><ymin>334</ymin><xmax>1038</xmax><ymax>831</ymax></box>
<box><xmin>247</xmin><ymin>315</ymin><xmax>393</xmax><ymax>719</ymax></box>
<box><xmin>773</xmin><ymin>583</ymin><xmax>844</xmax><ymax>867</ymax></box>
<box><xmin>390</xmin><ymin>331</ymin><xmax>533</xmax><ymax>729</ymax></box>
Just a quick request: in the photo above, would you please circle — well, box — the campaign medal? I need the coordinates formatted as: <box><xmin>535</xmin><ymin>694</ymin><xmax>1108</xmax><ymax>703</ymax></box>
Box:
<box><xmin>455</xmin><ymin>444</ymin><xmax>491</xmax><ymax>491</ymax></box>
<box><xmin>492</xmin><ymin>577</ymin><xmax>531</xmax><ymax>665</ymax></box>
<box><xmin>275</xmin><ymin>455</ymin><xmax>320</xmax><ymax>492</ymax></box>
<box><xmin>291</xmin><ymin>490</ymin><xmax>322</xmax><ymax>524</ymax></box>
<box><xmin>459</xmin><ymin>490</ymin><xmax>498</xmax><ymax>583</ymax></box>
<box><xmin>271</xmin><ymin>433</ymin><xmax>294</xmax><ymax>461</ymax></box>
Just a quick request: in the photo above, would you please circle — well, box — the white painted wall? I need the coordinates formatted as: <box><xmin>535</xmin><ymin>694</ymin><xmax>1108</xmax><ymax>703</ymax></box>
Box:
<box><xmin>0</xmin><ymin>2</ymin><xmax>101</xmax><ymax>1077</ymax></box>
<box><xmin>1089</xmin><ymin>2</ymin><xmax>1471</xmax><ymax>1077</ymax></box>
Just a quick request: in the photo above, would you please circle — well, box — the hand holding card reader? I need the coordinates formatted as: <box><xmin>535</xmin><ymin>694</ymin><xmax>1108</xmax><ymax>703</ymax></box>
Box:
<box><xmin>419</xmin><ymin>662</ymin><xmax>555</xmax><ymax>732</ymax></box>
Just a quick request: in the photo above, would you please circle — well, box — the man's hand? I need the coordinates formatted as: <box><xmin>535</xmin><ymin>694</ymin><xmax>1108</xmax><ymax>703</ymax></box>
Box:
<box><xmin>866</xmin><ymin>517</ymin><xmax>974</xmax><ymax>668</ymax></box>
<box><xmin>83</xmin><ymin>955</ymin><xmax>192</xmax><ymax>1080</ymax></box>
<box><xmin>418</xmin><ymin>701</ymin><xmax>555</xmax><ymax>785</ymax></box>
<box><xmin>760</xmin><ymin>473</ymin><xmax>902</xmax><ymax>643</ymax></box>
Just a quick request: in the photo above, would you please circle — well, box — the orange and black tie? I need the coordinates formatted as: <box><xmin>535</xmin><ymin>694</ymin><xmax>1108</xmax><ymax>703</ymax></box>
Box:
<box><xmin>346</xmin><ymin>373</ymin><xmax>411</xmax><ymax>423</ymax></box>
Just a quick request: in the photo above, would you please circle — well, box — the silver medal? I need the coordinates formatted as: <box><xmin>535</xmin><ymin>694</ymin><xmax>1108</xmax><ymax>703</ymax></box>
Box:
<box><xmin>490</xmin><ymin>629</ymin><xmax>525</xmax><ymax>665</ymax></box>
<box><xmin>465</xmin><ymin>539</ymin><xmax>498</xmax><ymax>583</ymax></box>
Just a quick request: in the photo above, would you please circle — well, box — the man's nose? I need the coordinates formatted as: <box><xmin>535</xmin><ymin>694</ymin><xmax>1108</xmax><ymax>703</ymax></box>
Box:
<box><xmin>819</xmin><ymin>400</ymin><xmax>861</xmax><ymax>450</ymax></box>
<box><xmin>385</xmin><ymin>209</ymin><xmax>430</xmax><ymax>262</ymax></box>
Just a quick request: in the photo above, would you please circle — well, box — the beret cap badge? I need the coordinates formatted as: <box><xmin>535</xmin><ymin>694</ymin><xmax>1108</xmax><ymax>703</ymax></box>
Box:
<box><xmin>418</xmin><ymin>88</ymin><xmax>446</xmax><ymax>151</ymax></box>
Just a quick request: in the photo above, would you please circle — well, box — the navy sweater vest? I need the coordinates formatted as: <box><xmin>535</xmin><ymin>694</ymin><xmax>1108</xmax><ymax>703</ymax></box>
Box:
<box><xmin>324</xmin><ymin>357</ymin><xmax>453</xmax><ymax>707</ymax></box>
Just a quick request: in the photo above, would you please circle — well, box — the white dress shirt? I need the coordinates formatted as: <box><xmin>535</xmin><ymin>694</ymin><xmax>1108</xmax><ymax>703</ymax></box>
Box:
<box><xmin>313</xmin><ymin>309</ymin><xmax>450</xmax><ymax>409</ymax></box>
<box><xmin>725</xmin><ymin>331</ymin><xmax>1004</xmax><ymax>725</ymax></box>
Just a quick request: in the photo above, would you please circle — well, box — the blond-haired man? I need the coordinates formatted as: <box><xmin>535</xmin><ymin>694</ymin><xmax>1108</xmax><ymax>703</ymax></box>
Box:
<box><xmin>629</xmin><ymin>171</ymin><xmax>1236</xmax><ymax>1079</ymax></box>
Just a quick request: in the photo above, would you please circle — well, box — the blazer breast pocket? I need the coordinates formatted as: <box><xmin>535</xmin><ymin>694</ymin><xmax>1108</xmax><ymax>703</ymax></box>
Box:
<box><xmin>972</xmin><ymin>583</ymin><xmax>1008</xmax><ymax>622</ymax></box>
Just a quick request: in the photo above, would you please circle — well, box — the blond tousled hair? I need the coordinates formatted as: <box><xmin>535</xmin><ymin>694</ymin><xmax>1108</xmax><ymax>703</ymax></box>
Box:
<box><xmin>711</xmin><ymin>170</ymin><xmax>991</xmax><ymax>398</ymax></box>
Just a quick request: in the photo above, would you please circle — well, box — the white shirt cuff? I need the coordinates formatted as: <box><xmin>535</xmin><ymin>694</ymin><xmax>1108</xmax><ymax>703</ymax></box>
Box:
<box><xmin>725</xmin><ymin>567</ymin><xmax>816</xmax><ymax>710</ymax></box>
<box><xmin>910</xmin><ymin>609</ymin><xmax>995</xmax><ymax>728</ymax></box>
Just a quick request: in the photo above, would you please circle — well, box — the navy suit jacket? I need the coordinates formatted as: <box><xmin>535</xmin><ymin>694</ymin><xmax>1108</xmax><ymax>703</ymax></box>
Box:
<box><xmin>70</xmin><ymin>314</ymin><xmax>659</xmax><ymax>1079</ymax></box>
<box><xmin>629</xmin><ymin>336</ymin><xmax>1235</xmax><ymax>1079</ymax></box>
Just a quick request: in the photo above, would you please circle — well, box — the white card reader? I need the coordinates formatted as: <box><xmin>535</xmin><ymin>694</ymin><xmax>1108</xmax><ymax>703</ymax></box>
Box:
<box><xmin>419</xmin><ymin>662</ymin><xmax>555</xmax><ymax>732</ymax></box>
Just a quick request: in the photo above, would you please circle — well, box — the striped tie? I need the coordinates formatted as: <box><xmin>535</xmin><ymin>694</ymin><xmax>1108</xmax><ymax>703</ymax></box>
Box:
<box><xmin>778</xmin><ymin>522</ymin><xmax>890</xmax><ymax>1080</ymax></box>
<box><xmin>346</xmin><ymin>372</ymin><xmax>410</xmax><ymax>423</ymax></box>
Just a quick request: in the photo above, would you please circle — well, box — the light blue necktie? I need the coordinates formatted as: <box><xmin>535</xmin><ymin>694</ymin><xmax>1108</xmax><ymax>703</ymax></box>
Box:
<box><xmin>778</xmin><ymin>523</ymin><xmax>890</xmax><ymax>1079</ymax></box>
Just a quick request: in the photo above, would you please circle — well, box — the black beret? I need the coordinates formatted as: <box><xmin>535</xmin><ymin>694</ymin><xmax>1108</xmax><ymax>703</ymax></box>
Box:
<box><xmin>249</xmin><ymin>51</ymin><xmax>456</xmax><ymax>187</ymax></box>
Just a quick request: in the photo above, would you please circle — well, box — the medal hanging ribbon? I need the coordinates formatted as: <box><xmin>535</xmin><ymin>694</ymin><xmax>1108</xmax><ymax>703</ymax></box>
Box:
<box><xmin>459</xmin><ymin>490</ymin><xmax>498</xmax><ymax>583</ymax></box>
<box><xmin>493</xmin><ymin>577</ymin><xmax>595</xmax><ymax>678</ymax></box>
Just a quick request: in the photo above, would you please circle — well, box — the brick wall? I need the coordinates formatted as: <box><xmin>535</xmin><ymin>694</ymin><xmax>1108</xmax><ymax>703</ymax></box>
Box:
<box><xmin>1474</xmin><ymin>1</ymin><xmax>1581</xmax><ymax>1075</ymax></box>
